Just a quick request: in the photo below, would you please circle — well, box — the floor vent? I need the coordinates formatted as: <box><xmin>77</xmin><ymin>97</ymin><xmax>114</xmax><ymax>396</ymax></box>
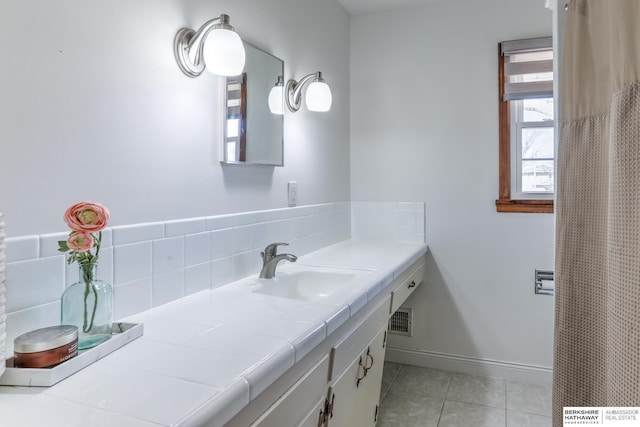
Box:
<box><xmin>388</xmin><ymin>307</ymin><xmax>412</xmax><ymax>336</ymax></box>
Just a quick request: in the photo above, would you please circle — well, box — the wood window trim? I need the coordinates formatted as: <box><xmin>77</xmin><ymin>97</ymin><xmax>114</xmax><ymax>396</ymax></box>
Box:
<box><xmin>226</xmin><ymin>72</ymin><xmax>248</xmax><ymax>162</ymax></box>
<box><xmin>238</xmin><ymin>72</ymin><xmax>248</xmax><ymax>162</ymax></box>
<box><xmin>496</xmin><ymin>44</ymin><xmax>553</xmax><ymax>214</ymax></box>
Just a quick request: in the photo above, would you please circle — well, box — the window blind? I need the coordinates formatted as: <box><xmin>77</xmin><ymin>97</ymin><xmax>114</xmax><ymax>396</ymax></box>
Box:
<box><xmin>501</xmin><ymin>36</ymin><xmax>553</xmax><ymax>101</ymax></box>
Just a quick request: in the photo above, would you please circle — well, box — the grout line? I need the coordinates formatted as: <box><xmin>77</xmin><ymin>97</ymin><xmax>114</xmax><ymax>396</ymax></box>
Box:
<box><xmin>435</xmin><ymin>372</ymin><xmax>453</xmax><ymax>426</ymax></box>
<box><xmin>382</xmin><ymin>363</ymin><xmax>404</xmax><ymax>404</ymax></box>
<box><xmin>505</xmin><ymin>378</ymin><xmax>509</xmax><ymax>426</ymax></box>
<box><xmin>389</xmin><ymin>363</ymin><xmax>403</xmax><ymax>385</ymax></box>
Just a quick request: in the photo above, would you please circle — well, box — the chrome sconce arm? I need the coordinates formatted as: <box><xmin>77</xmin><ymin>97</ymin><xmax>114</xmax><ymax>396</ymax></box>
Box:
<box><xmin>285</xmin><ymin>71</ymin><xmax>332</xmax><ymax>112</ymax></box>
<box><xmin>174</xmin><ymin>14</ymin><xmax>245</xmax><ymax>78</ymax></box>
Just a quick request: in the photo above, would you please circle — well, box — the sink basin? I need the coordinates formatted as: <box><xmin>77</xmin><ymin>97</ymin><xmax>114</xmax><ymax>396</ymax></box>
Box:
<box><xmin>250</xmin><ymin>270</ymin><xmax>360</xmax><ymax>302</ymax></box>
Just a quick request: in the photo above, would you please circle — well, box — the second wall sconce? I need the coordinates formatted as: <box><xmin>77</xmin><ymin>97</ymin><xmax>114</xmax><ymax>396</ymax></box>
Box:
<box><xmin>268</xmin><ymin>76</ymin><xmax>284</xmax><ymax>115</ymax></box>
<box><xmin>285</xmin><ymin>72</ymin><xmax>333</xmax><ymax>112</ymax></box>
<box><xmin>174</xmin><ymin>14</ymin><xmax>246</xmax><ymax>77</ymax></box>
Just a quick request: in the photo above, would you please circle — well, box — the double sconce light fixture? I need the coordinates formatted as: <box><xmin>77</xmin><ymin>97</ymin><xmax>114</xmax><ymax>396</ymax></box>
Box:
<box><xmin>268</xmin><ymin>72</ymin><xmax>333</xmax><ymax>115</ymax></box>
<box><xmin>174</xmin><ymin>13</ymin><xmax>331</xmax><ymax>113</ymax></box>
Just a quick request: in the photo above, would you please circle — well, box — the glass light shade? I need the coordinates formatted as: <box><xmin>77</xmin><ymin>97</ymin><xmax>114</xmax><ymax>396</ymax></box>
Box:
<box><xmin>203</xmin><ymin>28</ymin><xmax>246</xmax><ymax>76</ymax></box>
<box><xmin>305</xmin><ymin>81</ymin><xmax>332</xmax><ymax>112</ymax></box>
<box><xmin>268</xmin><ymin>85</ymin><xmax>284</xmax><ymax>115</ymax></box>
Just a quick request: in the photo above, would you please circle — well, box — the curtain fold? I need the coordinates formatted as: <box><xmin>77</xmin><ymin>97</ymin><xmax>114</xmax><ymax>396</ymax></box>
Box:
<box><xmin>554</xmin><ymin>0</ymin><xmax>640</xmax><ymax>424</ymax></box>
<box><xmin>0</xmin><ymin>212</ymin><xmax>5</xmax><ymax>379</ymax></box>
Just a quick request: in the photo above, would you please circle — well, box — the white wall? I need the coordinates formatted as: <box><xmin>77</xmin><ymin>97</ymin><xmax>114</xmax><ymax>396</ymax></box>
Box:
<box><xmin>350</xmin><ymin>0</ymin><xmax>555</xmax><ymax>374</ymax></box>
<box><xmin>0</xmin><ymin>0</ymin><xmax>350</xmax><ymax>237</ymax></box>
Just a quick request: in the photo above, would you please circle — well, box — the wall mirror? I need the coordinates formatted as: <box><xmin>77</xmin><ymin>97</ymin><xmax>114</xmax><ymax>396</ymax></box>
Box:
<box><xmin>222</xmin><ymin>41</ymin><xmax>284</xmax><ymax>166</ymax></box>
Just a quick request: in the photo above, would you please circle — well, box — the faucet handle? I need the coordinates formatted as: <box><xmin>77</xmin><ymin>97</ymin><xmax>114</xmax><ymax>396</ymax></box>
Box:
<box><xmin>262</xmin><ymin>242</ymin><xmax>289</xmax><ymax>259</ymax></box>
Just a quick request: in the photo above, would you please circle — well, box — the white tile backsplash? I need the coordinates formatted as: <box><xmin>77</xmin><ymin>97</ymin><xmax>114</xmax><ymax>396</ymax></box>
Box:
<box><xmin>164</xmin><ymin>218</ymin><xmax>206</xmax><ymax>238</ymax></box>
<box><xmin>5</xmin><ymin>301</ymin><xmax>60</xmax><ymax>355</ymax></box>
<box><xmin>232</xmin><ymin>225</ymin><xmax>253</xmax><ymax>254</ymax></box>
<box><xmin>234</xmin><ymin>211</ymin><xmax>263</xmax><ymax>226</ymax></box>
<box><xmin>232</xmin><ymin>251</ymin><xmax>259</xmax><ymax>280</ymax></box>
<box><xmin>211</xmin><ymin>257</ymin><xmax>233</xmax><ymax>288</ymax></box>
<box><xmin>114</xmin><ymin>278</ymin><xmax>152</xmax><ymax>320</ymax></box>
<box><xmin>152</xmin><ymin>270</ymin><xmax>184</xmax><ymax>307</ymax></box>
<box><xmin>39</xmin><ymin>232</ymin><xmax>70</xmax><ymax>258</ymax></box>
<box><xmin>351</xmin><ymin>201</ymin><xmax>426</xmax><ymax>243</ymax></box>
<box><xmin>251</xmin><ymin>222</ymin><xmax>270</xmax><ymax>250</ymax></box>
<box><xmin>184</xmin><ymin>262</ymin><xmax>211</xmax><ymax>296</ymax></box>
<box><xmin>2</xmin><ymin>201</ymin><xmax>424</xmax><ymax>359</ymax></box>
<box><xmin>114</xmin><ymin>242</ymin><xmax>152</xmax><ymax>284</ymax></box>
<box><xmin>211</xmin><ymin>228</ymin><xmax>234</xmax><ymax>259</ymax></box>
<box><xmin>5</xmin><ymin>256</ymin><xmax>65</xmax><ymax>312</ymax></box>
<box><xmin>152</xmin><ymin>236</ymin><xmax>184</xmax><ymax>275</ymax></box>
<box><xmin>5</xmin><ymin>235</ymin><xmax>39</xmax><ymax>262</ymax></box>
<box><xmin>184</xmin><ymin>232</ymin><xmax>211</xmax><ymax>266</ymax></box>
<box><xmin>112</xmin><ymin>223</ymin><xmax>164</xmax><ymax>246</ymax></box>
<box><xmin>205</xmin><ymin>215</ymin><xmax>237</xmax><ymax>231</ymax></box>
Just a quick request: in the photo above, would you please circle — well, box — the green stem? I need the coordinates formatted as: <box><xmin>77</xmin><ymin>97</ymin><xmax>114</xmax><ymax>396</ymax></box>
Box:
<box><xmin>81</xmin><ymin>260</ymin><xmax>99</xmax><ymax>333</ymax></box>
<box><xmin>94</xmin><ymin>231</ymin><xmax>102</xmax><ymax>260</ymax></box>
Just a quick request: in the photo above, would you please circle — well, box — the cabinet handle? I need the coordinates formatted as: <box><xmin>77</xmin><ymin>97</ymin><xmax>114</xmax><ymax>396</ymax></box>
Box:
<box><xmin>317</xmin><ymin>409</ymin><xmax>325</xmax><ymax>427</ymax></box>
<box><xmin>408</xmin><ymin>280</ymin><xmax>416</xmax><ymax>289</ymax></box>
<box><xmin>329</xmin><ymin>393</ymin><xmax>335</xmax><ymax>418</ymax></box>
<box><xmin>364</xmin><ymin>347</ymin><xmax>374</xmax><ymax>374</ymax></box>
<box><xmin>356</xmin><ymin>356</ymin><xmax>366</xmax><ymax>388</ymax></box>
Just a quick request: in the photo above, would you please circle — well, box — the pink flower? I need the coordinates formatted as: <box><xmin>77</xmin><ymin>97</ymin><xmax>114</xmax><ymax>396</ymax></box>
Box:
<box><xmin>67</xmin><ymin>231</ymin><xmax>94</xmax><ymax>252</ymax></box>
<box><xmin>64</xmin><ymin>201</ymin><xmax>110</xmax><ymax>233</ymax></box>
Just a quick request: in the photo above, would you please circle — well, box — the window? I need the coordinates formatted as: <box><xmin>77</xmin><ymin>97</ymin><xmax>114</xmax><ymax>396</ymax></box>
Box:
<box><xmin>496</xmin><ymin>37</ymin><xmax>554</xmax><ymax>213</ymax></box>
<box><xmin>225</xmin><ymin>73</ymin><xmax>247</xmax><ymax>162</ymax></box>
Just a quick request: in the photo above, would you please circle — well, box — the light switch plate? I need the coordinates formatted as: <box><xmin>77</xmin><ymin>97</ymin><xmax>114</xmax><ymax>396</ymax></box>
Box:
<box><xmin>288</xmin><ymin>181</ymin><xmax>297</xmax><ymax>207</ymax></box>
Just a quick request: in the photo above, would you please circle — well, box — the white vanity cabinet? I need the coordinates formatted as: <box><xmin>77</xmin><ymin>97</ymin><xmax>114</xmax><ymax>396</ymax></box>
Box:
<box><xmin>250</xmin><ymin>355</ymin><xmax>330</xmax><ymax>427</ymax></box>
<box><xmin>323</xmin><ymin>326</ymin><xmax>387</xmax><ymax>427</ymax></box>
<box><xmin>226</xmin><ymin>257</ymin><xmax>425</xmax><ymax>427</ymax></box>
<box><xmin>390</xmin><ymin>262</ymin><xmax>425</xmax><ymax>314</ymax></box>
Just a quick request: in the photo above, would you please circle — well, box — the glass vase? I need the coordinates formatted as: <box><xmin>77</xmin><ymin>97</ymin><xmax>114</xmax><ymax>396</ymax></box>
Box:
<box><xmin>61</xmin><ymin>263</ymin><xmax>113</xmax><ymax>350</ymax></box>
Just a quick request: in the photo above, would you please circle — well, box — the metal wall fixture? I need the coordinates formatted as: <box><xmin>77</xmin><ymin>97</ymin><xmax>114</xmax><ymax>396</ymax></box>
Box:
<box><xmin>535</xmin><ymin>269</ymin><xmax>555</xmax><ymax>295</ymax></box>
<box><xmin>388</xmin><ymin>307</ymin><xmax>413</xmax><ymax>336</ymax></box>
<box><xmin>174</xmin><ymin>14</ymin><xmax>246</xmax><ymax>77</ymax></box>
<box><xmin>285</xmin><ymin>71</ymin><xmax>333</xmax><ymax>112</ymax></box>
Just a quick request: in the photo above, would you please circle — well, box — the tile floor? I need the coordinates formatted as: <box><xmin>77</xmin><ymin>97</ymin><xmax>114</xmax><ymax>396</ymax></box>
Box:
<box><xmin>377</xmin><ymin>363</ymin><xmax>552</xmax><ymax>427</ymax></box>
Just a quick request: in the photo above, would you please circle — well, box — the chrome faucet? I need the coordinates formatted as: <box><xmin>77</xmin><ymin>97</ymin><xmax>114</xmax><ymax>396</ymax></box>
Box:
<box><xmin>260</xmin><ymin>242</ymin><xmax>297</xmax><ymax>279</ymax></box>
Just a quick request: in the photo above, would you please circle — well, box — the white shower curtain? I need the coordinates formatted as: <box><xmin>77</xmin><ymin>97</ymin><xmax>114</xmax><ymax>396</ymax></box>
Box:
<box><xmin>554</xmin><ymin>0</ymin><xmax>640</xmax><ymax>424</ymax></box>
<box><xmin>0</xmin><ymin>212</ymin><xmax>5</xmax><ymax>378</ymax></box>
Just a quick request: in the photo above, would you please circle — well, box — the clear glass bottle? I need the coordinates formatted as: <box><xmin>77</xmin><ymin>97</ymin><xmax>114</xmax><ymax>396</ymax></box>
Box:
<box><xmin>61</xmin><ymin>263</ymin><xmax>113</xmax><ymax>349</ymax></box>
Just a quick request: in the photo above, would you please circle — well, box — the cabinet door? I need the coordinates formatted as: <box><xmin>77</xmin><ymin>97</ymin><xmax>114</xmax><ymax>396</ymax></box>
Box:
<box><xmin>298</xmin><ymin>397</ymin><xmax>325</xmax><ymax>427</ymax></box>
<box><xmin>251</xmin><ymin>355</ymin><xmax>329</xmax><ymax>427</ymax></box>
<box><xmin>354</xmin><ymin>327</ymin><xmax>386</xmax><ymax>426</ymax></box>
<box><xmin>328</xmin><ymin>327</ymin><xmax>387</xmax><ymax>427</ymax></box>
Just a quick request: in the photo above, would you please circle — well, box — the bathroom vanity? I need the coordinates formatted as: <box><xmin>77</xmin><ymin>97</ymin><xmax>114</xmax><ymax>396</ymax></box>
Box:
<box><xmin>228</xmin><ymin>253</ymin><xmax>425</xmax><ymax>427</ymax></box>
<box><xmin>0</xmin><ymin>239</ymin><xmax>427</xmax><ymax>427</ymax></box>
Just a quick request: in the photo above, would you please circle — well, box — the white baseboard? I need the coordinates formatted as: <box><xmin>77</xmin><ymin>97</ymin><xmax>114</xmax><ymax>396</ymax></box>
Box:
<box><xmin>385</xmin><ymin>347</ymin><xmax>553</xmax><ymax>385</ymax></box>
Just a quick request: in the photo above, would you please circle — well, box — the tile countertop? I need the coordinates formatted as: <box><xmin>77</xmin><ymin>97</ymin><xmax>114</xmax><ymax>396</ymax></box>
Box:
<box><xmin>0</xmin><ymin>239</ymin><xmax>428</xmax><ymax>427</ymax></box>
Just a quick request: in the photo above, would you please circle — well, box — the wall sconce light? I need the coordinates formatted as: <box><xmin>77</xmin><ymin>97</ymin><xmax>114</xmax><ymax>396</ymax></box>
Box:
<box><xmin>268</xmin><ymin>76</ymin><xmax>284</xmax><ymax>115</ymax></box>
<box><xmin>285</xmin><ymin>72</ymin><xmax>332</xmax><ymax>112</ymax></box>
<box><xmin>174</xmin><ymin>14</ymin><xmax>245</xmax><ymax>77</ymax></box>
